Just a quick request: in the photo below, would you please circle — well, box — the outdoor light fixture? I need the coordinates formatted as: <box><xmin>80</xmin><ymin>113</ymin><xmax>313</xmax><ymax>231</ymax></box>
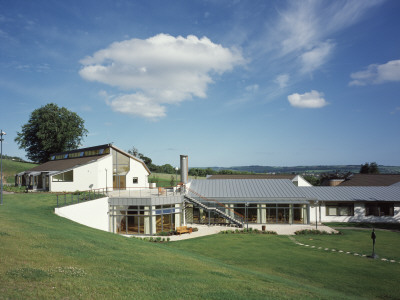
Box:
<box><xmin>175</xmin><ymin>167</ymin><xmax>178</xmax><ymax>184</ymax></box>
<box><xmin>245</xmin><ymin>202</ymin><xmax>249</xmax><ymax>230</ymax></box>
<box><xmin>1</xmin><ymin>130</ymin><xmax>6</xmax><ymax>206</ymax></box>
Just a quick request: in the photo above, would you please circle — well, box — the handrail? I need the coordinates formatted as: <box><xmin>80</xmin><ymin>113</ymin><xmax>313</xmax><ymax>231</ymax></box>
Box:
<box><xmin>185</xmin><ymin>187</ymin><xmax>245</xmax><ymax>220</ymax></box>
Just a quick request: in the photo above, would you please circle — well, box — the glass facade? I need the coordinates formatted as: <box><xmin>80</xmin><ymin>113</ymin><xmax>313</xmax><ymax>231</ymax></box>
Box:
<box><xmin>50</xmin><ymin>146</ymin><xmax>110</xmax><ymax>160</ymax></box>
<box><xmin>326</xmin><ymin>203</ymin><xmax>354</xmax><ymax>216</ymax></box>
<box><xmin>186</xmin><ymin>202</ymin><xmax>308</xmax><ymax>225</ymax></box>
<box><xmin>365</xmin><ymin>202</ymin><xmax>394</xmax><ymax>217</ymax></box>
<box><xmin>52</xmin><ymin>170</ymin><xmax>74</xmax><ymax>182</ymax></box>
<box><xmin>112</xmin><ymin>149</ymin><xmax>130</xmax><ymax>190</ymax></box>
<box><xmin>110</xmin><ymin>204</ymin><xmax>182</xmax><ymax>235</ymax></box>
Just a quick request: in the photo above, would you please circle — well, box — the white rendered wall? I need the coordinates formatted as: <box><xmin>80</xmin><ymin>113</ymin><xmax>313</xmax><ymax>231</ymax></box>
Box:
<box><xmin>295</xmin><ymin>175</ymin><xmax>312</xmax><ymax>187</ymax></box>
<box><xmin>310</xmin><ymin>203</ymin><xmax>400</xmax><ymax>223</ymax></box>
<box><xmin>50</xmin><ymin>155</ymin><xmax>112</xmax><ymax>192</ymax></box>
<box><xmin>54</xmin><ymin>197</ymin><xmax>109</xmax><ymax>232</ymax></box>
<box><xmin>125</xmin><ymin>158</ymin><xmax>150</xmax><ymax>190</ymax></box>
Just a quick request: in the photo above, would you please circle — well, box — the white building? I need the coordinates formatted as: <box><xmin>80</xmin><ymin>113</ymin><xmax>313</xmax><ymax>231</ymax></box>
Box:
<box><xmin>16</xmin><ymin>144</ymin><xmax>150</xmax><ymax>192</ymax></box>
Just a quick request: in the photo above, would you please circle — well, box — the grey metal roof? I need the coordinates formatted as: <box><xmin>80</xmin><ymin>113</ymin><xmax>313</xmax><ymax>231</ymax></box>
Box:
<box><xmin>300</xmin><ymin>186</ymin><xmax>400</xmax><ymax>202</ymax></box>
<box><xmin>187</xmin><ymin>179</ymin><xmax>308</xmax><ymax>200</ymax></box>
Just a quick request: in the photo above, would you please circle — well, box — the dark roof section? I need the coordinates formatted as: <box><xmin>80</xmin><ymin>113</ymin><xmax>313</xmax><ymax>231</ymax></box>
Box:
<box><xmin>339</xmin><ymin>174</ymin><xmax>400</xmax><ymax>186</ymax></box>
<box><xmin>26</xmin><ymin>155</ymin><xmax>108</xmax><ymax>172</ymax></box>
<box><xmin>38</xmin><ymin>143</ymin><xmax>150</xmax><ymax>175</ymax></box>
<box><xmin>207</xmin><ymin>174</ymin><xmax>296</xmax><ymax>180</ymax></box>
<box><xmin>51</xmin><ymin>143</ymin><xmax>110</xmax><ymax>156</ymax></box>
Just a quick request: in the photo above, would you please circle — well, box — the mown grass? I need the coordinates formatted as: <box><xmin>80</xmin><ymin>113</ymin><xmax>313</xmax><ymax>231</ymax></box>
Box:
<box><xmin>1</xmin><ymin>193</ymin><xmax>400</xmax><ymax>299</ymax></box>
<box><xmin>149</xmin><ymin>172</ymin><xmax>205</xmax><ymax>187</ymax></box>
<box><xmin>0</xmin><ymin>158</ymin><xmax>37</xmax><ymax>183</ymax></box>
<box><xmin>294</xmin><ymin>228</ymin><xmax>400</xmax><ymax>261</ymax></box>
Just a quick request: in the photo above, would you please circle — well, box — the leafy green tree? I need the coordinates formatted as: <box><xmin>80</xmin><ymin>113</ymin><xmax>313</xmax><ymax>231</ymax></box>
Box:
<box><xmin>369</xmin><ymin>162</ymin><xmax>380</xmax><ymax>174</ymax></box>
<box><xmin>360</xmin><ymin>163</ymin><xmax>370</xmax><ymax>174</ymax></box>
<box><xmin>127</xmin><ymin>146</ymin><xmax>153</xmax><ymax>166</ymax></box>
<box><xmin>170</xmin><ymin>175</ymin><xmax>175</xmax><ymax>187</ymax></box>
<box><xmin>15</xmin><ymin>103</ymin><xmax>88</xmax><ymax>163</ymax></box>
<box><xmin>360</xmin><ymin>162</ymin><xmax>380</xmax><ymax>174</ymax></box>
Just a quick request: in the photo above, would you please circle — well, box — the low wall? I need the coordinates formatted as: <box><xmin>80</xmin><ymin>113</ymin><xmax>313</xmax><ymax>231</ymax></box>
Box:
<box><xmin>55</xmin><ymin>197</ymin><xmax>109</xmax><ymax>232</ymax></box>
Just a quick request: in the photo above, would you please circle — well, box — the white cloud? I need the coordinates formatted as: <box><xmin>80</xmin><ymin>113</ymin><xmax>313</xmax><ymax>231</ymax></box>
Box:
<box><xmin>245</xmin><ymin>84</ymin><xmax>259</xmax><ymax>93</ymax></box>
<box><xmin>274</xmin><ymin>74</ymin><xmax>290</xmax><ymax>88</ymax></box>
<box><xmin>349</xmin><ymin>59</ymin><xmax>400</xmax><ymax>86</ymax></box>
<box><xmin>300</xmin><ymin>41</ymin><xmax>335</xmax><ymax>73</ymax></box>
<box><xmin>268</xmin><ymin>0</ymin><xmax>383</xmax><ymax>74</ymax></box>
<box><xmin>288</xmin><ymin>90</ymin><xmax>328</xmax><ymax>108</ymax></box>
<box><xmin>80</xmin><ymin>34</ymin><xmax>244</xmax><ymax>119</ymax></box>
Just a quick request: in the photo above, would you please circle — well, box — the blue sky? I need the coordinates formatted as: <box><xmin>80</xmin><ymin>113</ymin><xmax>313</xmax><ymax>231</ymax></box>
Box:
<box><xmin>1</xmin><ymin>0</ymin><xmax>400</xmax><ymax>167</ymax></box>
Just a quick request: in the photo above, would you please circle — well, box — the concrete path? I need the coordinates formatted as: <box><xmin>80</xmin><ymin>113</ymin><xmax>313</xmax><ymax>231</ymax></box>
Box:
<box><xmin>166</xmin><ymin>223</ymin><xmax>337</xmax><ymax>241</ymax></box>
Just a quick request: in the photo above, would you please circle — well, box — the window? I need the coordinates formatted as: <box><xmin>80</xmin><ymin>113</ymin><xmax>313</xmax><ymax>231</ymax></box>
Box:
<box><xmin>52</xmin><ymin>170</ymin><xmax>73</xmax><ymax>182</ymax></box>
<box><xmin>133</xmin><ymin>177</ymin><xmax>138</xmax><ymax>184</ymax></box>
<box><xmin>365</xmin><ymin>203</ymin><xmax>394</xmax><ymax>217</ymax></box>
<box><xmin>326</xmin><ymin>203</ymin><xmax>354</xmax><ymax>216</ymax></box>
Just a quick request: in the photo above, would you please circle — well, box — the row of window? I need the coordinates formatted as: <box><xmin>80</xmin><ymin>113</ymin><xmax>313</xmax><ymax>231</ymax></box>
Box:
<box><xmin>326</xmin><ymin>203</ymin><xmax>394</xmax><ymax>217</ymax></box>
<box><xmin>50</xmin><ymin>148</ymin><xmax>110</xmax><ymax>160</ymax></box>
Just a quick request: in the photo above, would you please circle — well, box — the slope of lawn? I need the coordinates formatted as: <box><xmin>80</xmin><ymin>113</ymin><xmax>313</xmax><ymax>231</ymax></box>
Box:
<box><xmin>1</xmin><ymin>158</ymin><xmax>37</xmax><ymax>183</ymax></box>
<box><xmin>1</xmin><ymin>193</ymin><xmax>399</xmax><ymax>299</ymax></box>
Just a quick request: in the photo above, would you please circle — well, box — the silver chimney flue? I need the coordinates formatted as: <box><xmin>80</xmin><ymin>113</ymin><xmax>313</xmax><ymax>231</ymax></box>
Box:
<box><xmin>180</xmin><ymin>155</ymin><xmax>188</xmax><ymax>184</ymax></box>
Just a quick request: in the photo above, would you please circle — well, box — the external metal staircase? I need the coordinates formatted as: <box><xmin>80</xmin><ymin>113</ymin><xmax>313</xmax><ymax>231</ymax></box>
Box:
<box><xmin>184</xmin><ymin>193</ymin><xmax>244</xmax><ymax>227</ymax></box>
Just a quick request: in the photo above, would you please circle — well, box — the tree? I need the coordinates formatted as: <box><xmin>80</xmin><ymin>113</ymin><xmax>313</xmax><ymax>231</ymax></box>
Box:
<box><xmin>360</xmin><ymin>162</ymin><xmax>380</xmax><ymax>174</ymax></box>
<box><xmin>15</xmin><ymin>103</ymin><xmax>88</xmax><ymax>163</ymax></box>
<box><xmin>127</xmin><ymin>146</ymin><xmax>153</xmax><ymax>167</ymax></box>
<box><xmin>360</xmin><ymin>163</ymin><xmax>370</xmax><ymax>174</ymax></box>
<box><xmin>369</xmin><ymin>162</ymin><xmax>380</xmax><ymax>174</ymax></box>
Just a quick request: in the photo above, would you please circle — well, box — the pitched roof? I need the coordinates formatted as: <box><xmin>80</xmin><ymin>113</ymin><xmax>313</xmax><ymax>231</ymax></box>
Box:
<box><xmin>207</xmin><ymin>174</ymin><xmax>296</xmax><ymax>180</ymax></box>
<box><xmin>26</xmin><ymin>155</ymin><xmax>108</xmax><ymax>172</ymax></box>
<box><xmin>188</xmin><ymin>179</ymin><xmax>308</xmax><ymax>202</ymax></box>
<box><xmin>301</xmin><ymin>186</ymin><xmax>400</xmax><ymax>202</ymax></box>
<box><xmin>338</xmin><ymin>174</ymin><xmax>400</xmax><ymax>186</ymax></box>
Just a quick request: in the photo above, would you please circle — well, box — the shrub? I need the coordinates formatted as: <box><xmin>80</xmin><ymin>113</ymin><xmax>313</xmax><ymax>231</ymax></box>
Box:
<box><xmin>3</xmin><ymin>185</ymin><xmax>27</xmax><ymax>193</ymax></box>
<box><xmin>294</xmin><ymin>229</ymin><xmax>340</xmax><ymax>235</ymax></box>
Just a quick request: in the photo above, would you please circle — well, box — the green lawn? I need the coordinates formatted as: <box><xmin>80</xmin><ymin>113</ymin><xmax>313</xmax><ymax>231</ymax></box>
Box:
<box><xmin>149</xmin><ymin>172</ymin><xmax>205</xmax><ymax>187</ymax></box>
<box><xmin>1</xmin><ymin>158</ymin><xmax>37</xmax><ymax>183</ymax></box>
<box><xmin>1</xmin><ymin>193</ymin><xmax>400</xmax><ymax>299</ymax></box>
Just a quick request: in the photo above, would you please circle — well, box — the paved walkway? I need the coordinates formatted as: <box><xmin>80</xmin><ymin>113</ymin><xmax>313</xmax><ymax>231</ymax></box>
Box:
<box><xmin>166</xmin><ymin>223</ymin><xmax>337</xmax><ymax>241</ymax></box>
<box><xmin>289</xmin><ymin>235</ymin><xmax>399</xmax><ymax>264</ymax></box>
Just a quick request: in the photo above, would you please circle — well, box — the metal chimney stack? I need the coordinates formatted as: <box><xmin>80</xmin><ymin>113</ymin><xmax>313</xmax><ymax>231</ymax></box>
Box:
<box><xmin>180</xmin><ymin>155</ymin><xmax>188</xmax><ymax>184</ymax></box>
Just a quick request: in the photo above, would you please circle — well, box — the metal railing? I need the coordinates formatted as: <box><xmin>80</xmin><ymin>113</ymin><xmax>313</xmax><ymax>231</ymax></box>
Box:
<box><xmin>56</xmin><ymin>185</ymin><xmax>186</xmax><ymax>208</ymax></box>
<box><xmin>56</xmin><ymin>188</ymin><xmax>108</xmax><ymax>207</ymax></box>
<box><xmin>185</xmin><ymin>187</ymin><xmax>244</xmax><ymax>226</ymax></box>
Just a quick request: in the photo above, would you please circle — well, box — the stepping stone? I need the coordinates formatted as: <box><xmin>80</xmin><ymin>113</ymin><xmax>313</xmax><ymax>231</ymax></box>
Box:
<box><xmin>390</xmin><ymin>260</ymin><xmax>396</xmax><ymax>263</ymax></box>
<box><xmin>338</xmin><ymin>250</ymin><xmax>343</xmax><ymax>253</ymax></box>
<box><xmin>331</xmin><ymin>249</ymin><xmax>336</xmax><ymax>252</ymax></box>
<box><xmin>381</xmin><ymin>258</ymin><xmax>387</xmax><ymax>261</ymax></box>
<box><xmin>346</xmin><ymin>252</ymin><xmax>351</xmax><ymax>254</ymax></box>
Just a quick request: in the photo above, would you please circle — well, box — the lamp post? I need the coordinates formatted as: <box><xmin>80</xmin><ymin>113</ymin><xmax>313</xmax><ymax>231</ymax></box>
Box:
<box><xmin>245</xmin><ymin>202</ymin><xmax>249</xmax><ymax>231</ymax></box>
<box><xmin>175</xmin><ymin>167</ymin><xmax>178</xmax><ymax>184</ymax></box>
<box><xmin>1</xmin><ymin>130</ymin><xmax>6</xmax><ymax>206</ymax></box>
<box><xmin>105</xmin><ymin>168</ymin><xmax>108</xmax><ymax>194</ymax></box>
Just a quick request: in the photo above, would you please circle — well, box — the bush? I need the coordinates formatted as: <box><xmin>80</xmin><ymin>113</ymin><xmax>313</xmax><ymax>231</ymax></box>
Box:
<box><xmin>219</xmin><ymin>229</ymin><xmax>277</xmax><ymax>235</ymax></box>
<box><xmin>157</xmin><ymin>231</ymin><xmax>173</xmax><ymax>236</ymax></box>
<box><xmin>294</xmin><ymin>229</ymin><xmax>340</xmax><ymax>235</ymax></box>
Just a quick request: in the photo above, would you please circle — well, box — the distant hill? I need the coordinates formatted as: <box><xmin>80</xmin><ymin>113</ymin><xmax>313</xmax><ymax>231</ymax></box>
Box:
<box><xmin>200</xmin><ymin>165</ymin><xmax>400</xmax><ymax>175</ymax></box>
